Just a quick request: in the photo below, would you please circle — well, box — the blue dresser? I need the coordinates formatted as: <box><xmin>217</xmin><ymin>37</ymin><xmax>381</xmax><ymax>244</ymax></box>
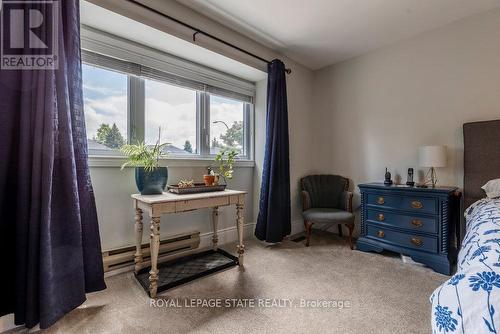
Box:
<box><xmin>356</xmin><ymin>183</ymin><xmax>461</xmax><ymax>275</ymax></box>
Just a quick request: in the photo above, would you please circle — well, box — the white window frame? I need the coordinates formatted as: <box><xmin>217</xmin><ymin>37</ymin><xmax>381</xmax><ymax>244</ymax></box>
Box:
<box><xmin>202</xmin><ymin>93</ymin><xmax>253</xmax><ymax>159</ymax></box>
<box><xmin>81</xmin><ymin>25</ymin><xmax>255</xmax><ymax>166</ymax></box>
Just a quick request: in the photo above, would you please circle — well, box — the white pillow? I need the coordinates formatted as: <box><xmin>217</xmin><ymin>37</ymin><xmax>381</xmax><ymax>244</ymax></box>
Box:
<box><xmin>482</xmin><ymin>178</ymin><xmax>500</xmax><ymax>198</ymax></box>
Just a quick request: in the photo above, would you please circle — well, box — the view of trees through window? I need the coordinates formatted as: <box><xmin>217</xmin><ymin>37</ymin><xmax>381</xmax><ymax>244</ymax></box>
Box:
<box><xmin>210</xmin><ymin>95</ymin><xmax>245</xmax><ymax>155</ymax></box>
<box><xmin>82</xmin><ymin>63</ymin><xmax>250</xmax><ymax>157</ymax></box>
<box><xmin>95</xmin><ymin>123</ymin><xmax>125</xmax><ymax>149</ymax></box>
<box><xmin>82</xmin><ymin>63</ymin><xmax>128</xmax><ymax>153</ymax></box>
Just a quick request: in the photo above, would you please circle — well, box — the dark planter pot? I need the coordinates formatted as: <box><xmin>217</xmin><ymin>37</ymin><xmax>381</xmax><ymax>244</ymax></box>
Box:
<box><xmin>135</xmin><ymin>167</ymin><xmax>168</xmax><ymax>195</ymax></box>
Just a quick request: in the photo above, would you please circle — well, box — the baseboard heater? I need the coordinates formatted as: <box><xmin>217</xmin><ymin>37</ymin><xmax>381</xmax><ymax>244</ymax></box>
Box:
<box><xmin>102</xmin><ymin>231</ymin><xmax>200</xmax><ymax>273</ymax></box>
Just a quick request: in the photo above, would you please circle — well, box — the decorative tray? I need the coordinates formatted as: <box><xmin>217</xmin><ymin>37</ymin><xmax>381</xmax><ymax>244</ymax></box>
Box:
<box><xmin>167</xmin><ymin>183</ymin><xmax>226</xmax><ymax>194</ymax></box>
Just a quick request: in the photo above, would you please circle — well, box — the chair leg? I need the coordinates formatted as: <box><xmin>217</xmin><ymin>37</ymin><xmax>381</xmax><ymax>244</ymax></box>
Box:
<box><xmin>347</xmin><ymin>223</ymin><xmax>354</xmax><ymax>250</ymax></box>
<box><xmin>337</xmin><ymin>224</ymin><xmax>343</xmax><ymax>237</ymax></box>
<box><xmin>304</xmin><ymin>220</ymin><xmax>313</xmax><ymax>247</ymax></box>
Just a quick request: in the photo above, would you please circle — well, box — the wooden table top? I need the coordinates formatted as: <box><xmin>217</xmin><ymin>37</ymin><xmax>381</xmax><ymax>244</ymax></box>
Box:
<box><xmin>131</xmin><ymin>189</ymin><xmax>246</xmax><ymax>204</ymax></box>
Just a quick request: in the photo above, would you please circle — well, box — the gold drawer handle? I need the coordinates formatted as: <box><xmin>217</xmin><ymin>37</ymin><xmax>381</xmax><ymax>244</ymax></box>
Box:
<box><xmin>411</xmin><ymin>219</ymin><xmax>423</xmax><ymax>227</ymax></box>
<box><xmin>378</xmin><ymin>213</ymin><xmax>385</xmax><ymax>221</ymax></box>
<box><xmin>377</xmin><ymin>230</ymin><xmax>385</xmax><ymax>238</ymax></box>
<box><xmin>377</xmin><ymin>197</ymin><xmax>385</xmax><ymax>205</ymax></box>
<box><xmin>411</xmin><ymin>201</ymin><xmax>423</xmax><ymax>209</ymax></box>
<box><xmin>411</xmin><ymin>237</ymin><xmax>423</xmax><ymax>247</ymax></box>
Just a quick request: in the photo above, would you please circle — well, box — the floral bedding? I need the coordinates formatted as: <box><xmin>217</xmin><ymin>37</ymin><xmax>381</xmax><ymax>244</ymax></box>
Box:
<box><xmin>431</xmin><ymin>198</ymin><xmax>500</xmax><ymax>334</ymax></box>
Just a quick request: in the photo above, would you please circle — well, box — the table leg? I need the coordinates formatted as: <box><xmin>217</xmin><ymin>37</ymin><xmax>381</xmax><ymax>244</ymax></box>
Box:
<box><xmin>212</xmin><ymin>207</ymin><xmax>219</xmax><ymax>251</ymax></box>
<box><xmin>236</xmin><ymin>204</ymin><xmax>245</xmax><ymax>266</ymax></box>
<box><xmin>149</xmin><ymin>216</ymin><xmax>161</xmax><ymax>298</ymax></box>
<box><xmin>134</xmin><ymin>208</ymin><xmax>143</xmax><ymax>274</ymax></box>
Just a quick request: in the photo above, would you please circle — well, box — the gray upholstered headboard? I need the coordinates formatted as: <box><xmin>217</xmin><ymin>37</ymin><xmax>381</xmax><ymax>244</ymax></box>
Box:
<box><xmin>463</xmin><ymin>119</ymin><xmax>500</xmax><ymax>209</ymax></box>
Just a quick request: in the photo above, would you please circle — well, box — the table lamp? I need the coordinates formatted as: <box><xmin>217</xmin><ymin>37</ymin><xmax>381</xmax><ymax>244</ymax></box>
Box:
<box><xmin>419</xmin><ymin>145</ymin><xmax>446</xmax><ymax>188</ymax></box>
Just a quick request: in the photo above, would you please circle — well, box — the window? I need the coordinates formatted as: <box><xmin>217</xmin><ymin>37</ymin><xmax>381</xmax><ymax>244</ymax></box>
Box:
<box><xmin>82</xmin><ymin>63</ymin><xmax>128</xmax><ymax>155</ymax></box>
<box><xmin>145</xmin><ymin>79</ymin><xmax>198</xmax><ymax>155</ymax></box>
<box><xmin>210</xmin><ymin>95</ymin><xmax>248</xmax><ymax>156</ymax></box>
<box><xmin>81</xmin><ymin>34</ymin><xmax>255</xmax><ymax>160</ymax></box>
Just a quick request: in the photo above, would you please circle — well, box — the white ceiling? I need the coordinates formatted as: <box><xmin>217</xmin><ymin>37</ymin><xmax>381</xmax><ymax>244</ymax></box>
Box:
<box><xmin>178</xmin><ymin>0</ymin><xmax>500</xmax><ymax>70</ymax></box>
<box><xmin>80</xmin><ymin>1</ymin><xmax>266</xmax><ymax>82</ymax></box>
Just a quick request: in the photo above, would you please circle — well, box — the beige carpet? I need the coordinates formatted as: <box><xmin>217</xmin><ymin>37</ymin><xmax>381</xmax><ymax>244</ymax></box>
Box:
<box><xmin>10</xmin><ymin>231</ymin><xmax>448</xmax><ymax>334</ymax></box>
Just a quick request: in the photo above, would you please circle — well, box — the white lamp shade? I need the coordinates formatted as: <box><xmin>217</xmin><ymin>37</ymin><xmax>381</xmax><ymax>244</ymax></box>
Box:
<box><xmin>419</xmin><ymin>145</ymin><xmax>447</xmax><ymax>167</ymax></box>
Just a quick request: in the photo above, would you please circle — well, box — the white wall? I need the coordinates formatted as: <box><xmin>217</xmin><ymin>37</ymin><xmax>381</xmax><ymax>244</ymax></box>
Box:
<box><xmin>286</xmin><ymin>63</ymin><xmax>314</xmax><ymax>227</ymax></box>
<box><xmin>312</xmin><ymin>8</ymin><xmax>500</xmax><ymax>219</ymax></box>
<box><xmin>253</xmin><ymin>79</ymin><xmax>267</xmax><ymax>222</ymax></box>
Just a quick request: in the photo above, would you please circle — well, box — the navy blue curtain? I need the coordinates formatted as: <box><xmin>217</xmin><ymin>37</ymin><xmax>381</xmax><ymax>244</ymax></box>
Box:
<box><xmin>0</xmin><ymin>0</ymin><xmax>105</xmax><ymax>329</ymax></box>
<box><xmin>255</xmin><ymin>59</ymin><xmax>291</xmax><ymax>242</ymax></box>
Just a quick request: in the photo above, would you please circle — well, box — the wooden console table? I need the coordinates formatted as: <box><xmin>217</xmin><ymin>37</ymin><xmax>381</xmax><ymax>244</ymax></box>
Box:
<box><xmin>131</xmin><ymin>190</ymin><xmax>246</xmax><ymax>297</ymax></box>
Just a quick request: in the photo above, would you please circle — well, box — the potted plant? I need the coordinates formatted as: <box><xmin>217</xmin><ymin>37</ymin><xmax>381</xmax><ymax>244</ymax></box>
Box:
<box><xmin>121</xmin><ymin>134</ymin><xmax>168</xmax><ymax>195</ymax></box>
<box><xmin>213</xmin><ymin>148</ymin><xmax>238</xmax><ymax>185</ymax></box>
<box><xmin>204</xmin><ymin>167</ymin><xmax>216</xmax><ymax>186</ymax></box>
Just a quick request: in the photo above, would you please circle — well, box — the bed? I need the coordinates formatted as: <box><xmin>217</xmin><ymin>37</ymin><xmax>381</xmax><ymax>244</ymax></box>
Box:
<box><xmin>430</xmin><ymin>120</ymin><xmax>500</xmax><ymax>334</ymax></box>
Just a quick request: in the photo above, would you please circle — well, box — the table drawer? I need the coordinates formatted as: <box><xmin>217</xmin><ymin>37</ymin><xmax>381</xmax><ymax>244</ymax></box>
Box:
<box><xmin>366</xmin><ymin>224</ymin><xmax>438</xmax><ymax>253</ymax></box>
<box><xmin>367</xmin><ymin>193</ymin><xmax>437</xmax><ymax>214</ymax></box>
<box><xmin>366</xmin><ymin>210</ymin><xmax>438</xmax><ymax>234</ymax></box>
<box><xmin>175</xmin><ymin>196</ymin><xmax>229</xmax><ymax>212</ymax></box>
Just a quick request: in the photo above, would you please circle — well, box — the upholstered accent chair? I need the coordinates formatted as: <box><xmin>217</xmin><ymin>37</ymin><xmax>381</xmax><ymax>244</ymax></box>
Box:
<box><xmin>300</xmin><ymin>175</ymin><xmax>355</xmax><ymax>248</ymax></box>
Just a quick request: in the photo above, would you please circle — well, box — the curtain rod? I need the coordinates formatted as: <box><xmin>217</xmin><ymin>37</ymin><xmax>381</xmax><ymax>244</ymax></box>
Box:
<box><xmin>126</xmin><ymin>0</ymin><xmax>292</xmax><ymax>74</ymax></box>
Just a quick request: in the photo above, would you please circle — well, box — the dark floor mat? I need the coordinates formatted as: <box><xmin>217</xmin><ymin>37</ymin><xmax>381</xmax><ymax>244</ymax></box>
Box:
<box><xmin>291</xmin><ymin>235</ymin><xmax>306</xmax><ymax>242</ymax></box>
<box><xmin>135</xmin><ymin>249</ymin><xmax>238</xmax><ymax>296</ymax></box>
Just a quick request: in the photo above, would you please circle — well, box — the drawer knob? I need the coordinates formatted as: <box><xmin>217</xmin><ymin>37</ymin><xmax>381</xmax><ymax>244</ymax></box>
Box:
<box><xmin>378</xmin><ymin>213</ymin><xmax>385</xmax><ymax>221</ymax></box>
<box><xmin>411</xmin><ymin>237</ymin><xmax>423</xmax><ymax>246</ymax></box>
<box><xmin>377</xmin><ymin>230</ymin><xmax>385</xmax><ymax>238</ymax></box>
<box><xmin>377</xmin><ymin>197</ymin><xmax>385</xmax><ymax>205</ymax></box>
<box><xmin>411</xmin><ymin>219</ymin><xmax>423</xmax><ymax>227</ymax></box>
<box><xmin>411</xmin><ymin>201</ymin><xmax>423</xmax><ymax>209</ymax></box>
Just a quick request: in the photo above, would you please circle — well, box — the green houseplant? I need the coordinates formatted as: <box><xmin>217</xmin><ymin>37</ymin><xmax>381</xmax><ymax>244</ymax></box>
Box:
<box><xmin>121</xmin><ymin>133</ymin><xmax>168</xmax><ymax>195</ymax></box>
<box><xmin>213</xmin><ymin>148</ymin><xmax>238</xmax><ymax>185</ymax></box>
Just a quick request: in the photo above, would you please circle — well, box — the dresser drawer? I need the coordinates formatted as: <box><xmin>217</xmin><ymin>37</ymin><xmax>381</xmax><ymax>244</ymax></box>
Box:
<box><xmin>366</xmin><ymin>210</ymin><xmax>438</xmax><ymax>234</ymax></box>
<box><xmin>366</xmin><ymin>224</ymin><xmax>438</xmax><ymax>253</ymax></box>
<box><xmin>367</xmin><ymin>193</ymin><xmax>401</xmax><ymax>209</ymax></box>
<box><xmin>401</xmin><ymin>197</ymin><xmax>437</xmax><ymax>214</ymax></box>
<box><xmin>367</xmin><ymin>193</ymin><xmax>437</xmax><ymax>214</ymax></box>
